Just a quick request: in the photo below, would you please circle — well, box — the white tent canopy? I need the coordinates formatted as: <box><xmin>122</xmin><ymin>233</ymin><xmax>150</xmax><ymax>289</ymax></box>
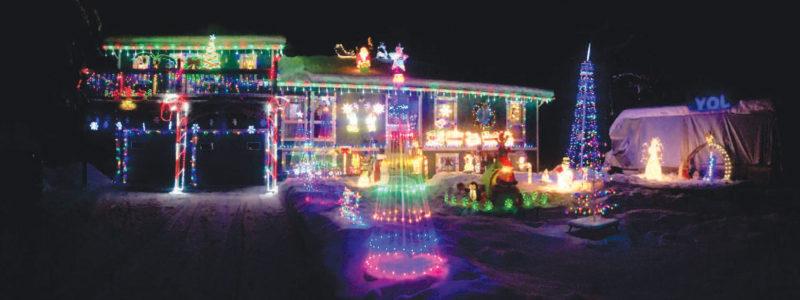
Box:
<box><xmin>605</xmin><ymin>99</ymin><xmax>777</xmax><ymax>178</ymax></box>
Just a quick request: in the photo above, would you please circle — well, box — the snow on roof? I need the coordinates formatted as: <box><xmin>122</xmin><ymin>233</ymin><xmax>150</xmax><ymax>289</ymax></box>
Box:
<box><xmin>279</xmin><ymin>56</ymin><xmax>554</xmax><ymax>101</ymax></box>
<box><xmin>103</xmin><ymin>35</ymin><xmax>286</xmax><ymax>51</ymax></box>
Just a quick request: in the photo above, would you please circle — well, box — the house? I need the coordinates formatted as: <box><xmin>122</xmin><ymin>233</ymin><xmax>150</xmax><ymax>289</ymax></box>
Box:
<box><xmin>82</xmin><ymin>35</ymin><xmax>554</xmax><ymax>191</ymax></box>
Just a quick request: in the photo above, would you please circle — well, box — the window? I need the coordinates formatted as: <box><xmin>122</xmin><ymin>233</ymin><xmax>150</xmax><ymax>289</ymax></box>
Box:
<box><xmin>434</xmin><ymin>96</ymin><xmax>457</xmax><ymax>130</ymax></box>
<box><xmin>238</xmin><ymin>53</ymin><xmax>257</xmax><ymax>70</ymax></box>
<box><xmin>132</xmin><ymin>54</ymin><xmax>151</xmax><ymax>69</ymax></box>
<box><xmin>435</xmin><ymin>153</ymin><xmax>460</xmax><ymax>173</ymax></box>
<box><xmin>506</xmin><ymin>101</ymin><xmax>525</xmax><ymax>146</ymax></box>
<box><xmin>313</xmin><ymin>96</ymin><xmax>335</xmax><ymax>139</ymax></box>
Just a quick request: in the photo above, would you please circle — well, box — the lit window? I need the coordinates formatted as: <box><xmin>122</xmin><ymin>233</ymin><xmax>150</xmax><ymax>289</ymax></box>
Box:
<box><xmin>239</xmin><ymin>53</ymin><xmax>257</xmax><ymax>70</ymax></box>
<box><xmin>434</xmin><ymin>96</ymin><xmax>457</xmax><ymax>130</ymax></box>
<box><xmin>506</xmin><ymin>101</ymin><xmax>525</xmax><ymax>146</ymax></box>
<box><xmin>133</xmin><ymin>54</ymin><xmax>151</xmax><ymax>69</ymax></box>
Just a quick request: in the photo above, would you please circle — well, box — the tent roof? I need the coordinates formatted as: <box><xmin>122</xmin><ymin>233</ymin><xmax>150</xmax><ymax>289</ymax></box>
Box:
<box><xmin>611</xmin><ymin>99</ymin><xmax>774</xmax><ymax>132</ymax></box>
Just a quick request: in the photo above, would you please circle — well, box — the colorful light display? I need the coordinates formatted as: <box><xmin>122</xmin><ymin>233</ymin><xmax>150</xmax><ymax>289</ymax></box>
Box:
<box><xmin>541</xmin><ymin>168</ymin><xmax>552</xmax><ymax>183</ymax></box>
<box><xmin>365</xmin><ymin>113</ymin><xmax>445</xmax><ymax>280</ymax></box>
<box><xmin>556</xmin><ymin>157</ymin><xmax>575</xmax><ymax>191</ymax></box>
<box><xmin>567</xmin><ymin>188</ymin><xmax>617</xmax><ymax>216</ymax></box>
<box><xmin>390</xmin><ymin>44</ymin><xmax>408</xmax><ymax>85</ymax></box>
<box><xmin>357</xmin><ymin>47</ymin><xmax>371</xmax><ymax>72</ymax></box>
<box><xmin>114</xmin><ymin>128</ymin><xmax>129</xmax><ymax>185</ymax></box>
<box><xmin>702</xmin><ymin>134</ymin><xmax>732</xmax><ymax>181</ymax></box>
<box><xmin>424</xmin><ymin>129</ymin><xmax>516</xmax><ymax>148</ymax></box>
<box><xmin>704</xmin><ymin>153</ymin><xmax>716</xmax><ymax>181</ymax></box>
<box><xmin>119</xmin><ymin>99</ymin><xmax>137</xmax><ymax>111</ymax></box>
<box><xmin>566</xmin><ymin>44</ymin><xmax>602</xmax><ymax>172</ymax></box>
<box><xmin>202</xmin><ymin>35</ymin><xmax>221</xmax><ymax>69</ymax></box>
<box><xmin>339</xmin><ymin>187</ymin><xmax>364</xmax><ymax>225</ymax></box>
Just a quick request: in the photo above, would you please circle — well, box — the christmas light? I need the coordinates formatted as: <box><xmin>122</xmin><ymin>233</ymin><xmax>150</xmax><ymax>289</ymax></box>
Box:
<box><xmin>641</xmin><ymin>137</ymin><xmax>664</xmax><ymax>181</ymax></box>
<box><xmin>365</xmin><ymin>102</ymin><xmax>444</xmax><ymax>280</ymax></box>
<box><xmin>702</xmin><ymin>134</ymin><xmax>732</xmax><ymax>181</ymax></box>
<box><xmin>567</xmin><ymin>188</ymin><xmax>617</xmax><ymax>216</ymax></box>
<box><xmin>463</xmin><ymin>154</ymin><xmax>475</xmax><ymax>173</ymax></box>
<box><xmin>557</xmin><ymin>157</ymin><xmax>575</xmax><ymax>191</ymax></box>
<box><xmin>120</xmin><ymin>99</ymin><xmax>137</xmax><ymax>111</ymax></box>
<box><xmin>201</xmin><ymin>35</ymin><xmax>221</xmax><ymax>69</ymax></box>
<box><xmin>567</xmin><ymin>44</ymin><xmax>602</xmax><ymax>172</ymax></box>
<box><xmin>541</xmin><ymin>168</ymin><xmax>552</xmax><ymax>183</ymax></box>
<box><xmin>339</xmin><ymin>187</ymin><xmax>364</xmax><ymax>225</ymax></box>
<box><xmin>357</xmin><ymin>46</ymin><xmax>371</xmax><ymax>72</ymax></box>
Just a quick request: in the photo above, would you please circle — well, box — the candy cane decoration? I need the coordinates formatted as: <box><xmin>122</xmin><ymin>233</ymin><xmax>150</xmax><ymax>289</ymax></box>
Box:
<box><xmin>264</xmin><ymin>100</ymin><xmax>279</xmax><ymax>193</ymax></box>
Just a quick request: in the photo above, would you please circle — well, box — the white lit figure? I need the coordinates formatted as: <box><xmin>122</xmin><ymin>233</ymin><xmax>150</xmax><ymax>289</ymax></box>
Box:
<box><xmin>642</xmin><ymin>137</ymin><xmax>664</xmax><ymax>181</ymax></box>
<box><xmin>464</xmin><ymin>154</ymin><xmax>475</xmax><ymax>173</ymax></box>
<box><xmin>541</xmin><ymin>169</ymin><xmax>552</xmax><ymax>183</ymax></box>
<box><xmin>557</xmin><ymin>158</ymin><xmax>574</xmax><ymax>191</ymax></box>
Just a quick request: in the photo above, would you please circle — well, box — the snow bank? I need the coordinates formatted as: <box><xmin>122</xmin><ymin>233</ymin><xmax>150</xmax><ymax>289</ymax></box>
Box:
<box><xmin>43</xmin><ymin>163</ymin><xmax>112</xmax><ymax>192</ymax></box>
<box><xmin>609</xmin><ymin>173</ymin><xmax>740</xmax><ymax>189</ymax></box>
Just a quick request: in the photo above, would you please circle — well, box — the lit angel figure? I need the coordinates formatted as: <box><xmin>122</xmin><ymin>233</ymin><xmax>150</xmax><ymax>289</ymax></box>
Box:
<box><xmin>641</xmin><ymin>137</ymin><xmax>664</xmax><ymax>181</ymax></box>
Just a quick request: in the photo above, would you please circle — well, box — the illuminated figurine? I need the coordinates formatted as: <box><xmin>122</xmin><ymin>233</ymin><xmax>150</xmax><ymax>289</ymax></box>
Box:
<box><xmin>468</xmin><ymin>182</ymin><xmax>478</xmax><ymax>201</ymax></box>
<box><xmin>357</xmin><ymin>46</ymin><xmax>371</xmax><ymax>72</ymax></box>
<box><xmin>464</xmin><ymin>154</ymin><xmax>475</xmax><ymax>173</ymax></box>
<box><xmin>481</xmin><ymin>131</ymin><xmax>522</xmax><ymax>208</ymax></box>
<box><xmin>541</xmin><ymin>168</ymin><xmax>552</xmax><ymax>183</ymax></box>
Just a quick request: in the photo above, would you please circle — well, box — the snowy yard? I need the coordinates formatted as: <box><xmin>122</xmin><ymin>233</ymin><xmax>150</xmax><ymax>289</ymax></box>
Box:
<box><xmin>2</xmin><ymin>174</ymin><xmax>335</xmax><ymax>298</ymax></box>
<box><xmin>3</xmin><ymin>168</ymin><xmax>800</xmax><ymax>299</ymax></box>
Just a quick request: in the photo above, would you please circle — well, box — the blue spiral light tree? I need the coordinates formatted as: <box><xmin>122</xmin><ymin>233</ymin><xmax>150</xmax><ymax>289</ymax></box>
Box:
<box><xmin>566</xmin><ymin>43</ymin><xmax>602</xmax><ymax>172</ymax></box>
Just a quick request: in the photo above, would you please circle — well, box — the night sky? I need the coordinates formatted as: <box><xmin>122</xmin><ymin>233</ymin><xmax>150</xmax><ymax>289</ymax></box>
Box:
<box><xmin>28</xmin><ymin>1</ymin><xmax>796</xmax><ymax>179</ymax></box>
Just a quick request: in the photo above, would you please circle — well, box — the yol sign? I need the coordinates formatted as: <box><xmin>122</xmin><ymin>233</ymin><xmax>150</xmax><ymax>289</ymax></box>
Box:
<box><xmin>689</xmin><ymin>94</ymin><xmax>735</xmax><ymax>112</ymax></box>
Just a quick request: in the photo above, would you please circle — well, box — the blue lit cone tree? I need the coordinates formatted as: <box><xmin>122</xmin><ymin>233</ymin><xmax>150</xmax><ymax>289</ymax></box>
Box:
<box><xmin>364</xmin><ymin>125</ymin><xmax>446</xmax><ymax>280</ymax></box>
<box><xmin>566</xmin><ymin>44</ymin><xmax>602</xmax><ymax>173</ymax></box>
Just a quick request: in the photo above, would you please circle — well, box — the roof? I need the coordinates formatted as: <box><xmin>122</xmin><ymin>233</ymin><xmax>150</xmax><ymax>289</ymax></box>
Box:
<box><xmin>102</xmin><ymin>35</ymin><xmax>286</xmax><ymax>51</ymax></box>
<box><xmin>278</xmin><ymin>56</ymin><xmax>554</xmax><ymax>102</ymax></box>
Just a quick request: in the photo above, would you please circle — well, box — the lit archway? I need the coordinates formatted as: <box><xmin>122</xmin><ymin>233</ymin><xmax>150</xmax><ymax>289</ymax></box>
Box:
<box><xmin>682</xmin><ymin>133</ymin><xmax>732</xmax><ymax>181</ymax></box>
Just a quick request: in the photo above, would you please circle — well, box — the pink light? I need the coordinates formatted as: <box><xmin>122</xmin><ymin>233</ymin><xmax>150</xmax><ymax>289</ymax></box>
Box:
<box><xmin>363</xmin><ymin>252</ymin><xmax>447</xmax><ymax>281</ymax></box>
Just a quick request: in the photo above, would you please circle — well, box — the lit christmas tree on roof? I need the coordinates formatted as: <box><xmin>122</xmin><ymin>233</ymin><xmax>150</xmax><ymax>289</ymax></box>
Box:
<box><xmin>567</xmin><ymin>43</ymin><xmax>602</xmax><ymax>172</ymax></box>
<box><xmin>202</xmin><ymin>34</ymin><xmax>221</xmax><ymax>69</ymax></box>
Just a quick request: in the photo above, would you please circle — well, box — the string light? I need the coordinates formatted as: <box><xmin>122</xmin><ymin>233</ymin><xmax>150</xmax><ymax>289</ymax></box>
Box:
<box><xmin>566</xmin><ymin>44</ymin><xmax>602</xmax><ymax>172</ymax></box>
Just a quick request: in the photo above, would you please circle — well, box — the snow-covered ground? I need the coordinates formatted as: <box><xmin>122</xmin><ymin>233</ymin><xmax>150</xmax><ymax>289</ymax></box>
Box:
<box><xmin>2</xmin><ymin>165</ymin><xmax>335</xmax><ymax>299</ymax></box>
<box><xmin>288</xmin><ymin>172</ymin><xmax>800</xmax><ymax>299</ymax></box>
<box><xmin>4</xmin><ymin>167</ymin><xmax>799</xmax><ymax>299</ymax></box>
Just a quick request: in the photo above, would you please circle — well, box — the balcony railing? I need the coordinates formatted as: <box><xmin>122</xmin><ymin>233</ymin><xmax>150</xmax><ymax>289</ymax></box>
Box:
<box><xmin>83</xmin><ymin>69</ymin><xmax>275</xmax><ymax>99</ymax></box>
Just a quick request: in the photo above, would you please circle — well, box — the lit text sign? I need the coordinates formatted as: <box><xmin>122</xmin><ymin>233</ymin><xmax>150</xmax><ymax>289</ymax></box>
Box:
<box><xmin>689</xmin><ymin>94</ymin><xmax>736</xmax><ymax>112</ymax></box>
